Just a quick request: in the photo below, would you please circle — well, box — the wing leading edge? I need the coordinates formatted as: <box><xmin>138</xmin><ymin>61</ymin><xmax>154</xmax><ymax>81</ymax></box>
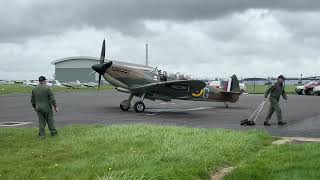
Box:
<box><xmin>130</xmin><ymin>80</ymin><xmax>206</xmax><ymax>100</ymax></box>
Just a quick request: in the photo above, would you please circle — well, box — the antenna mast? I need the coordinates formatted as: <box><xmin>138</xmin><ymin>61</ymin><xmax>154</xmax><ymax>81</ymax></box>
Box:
<box><xmin>145</xmin><ymin>44</ymin><xmax>149</xmax><ymax>66</ymax></box>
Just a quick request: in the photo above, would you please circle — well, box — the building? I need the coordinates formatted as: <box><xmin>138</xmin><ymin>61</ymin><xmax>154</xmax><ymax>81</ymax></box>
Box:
<box><xmin>51</xmin><ymin>56</ymin><xmax>100</xmax><ymax>83</ymax></box>
<box><xmin>51</xmin><ymin>56</ymin><xmax>153</xmax><ymax>83</ymax></box>
<box><xmin>243</xmin><ymin>77</ymin><xmax>319</xmax><ymax>86</ymax></box>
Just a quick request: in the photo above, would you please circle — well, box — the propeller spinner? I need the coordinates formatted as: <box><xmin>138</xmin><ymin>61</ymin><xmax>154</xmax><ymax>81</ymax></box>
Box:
<box><xmin>92</xmin><ymin>39</ymin><xmax>113</xmax><ymax>94</ymax></box>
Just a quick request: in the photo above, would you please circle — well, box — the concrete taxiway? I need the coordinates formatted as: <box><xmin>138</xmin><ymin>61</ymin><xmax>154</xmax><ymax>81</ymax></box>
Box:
<box><xmin>1</xmin><ymin>91</ymin><xmax>320</xmax><ymax>137</ymax></box>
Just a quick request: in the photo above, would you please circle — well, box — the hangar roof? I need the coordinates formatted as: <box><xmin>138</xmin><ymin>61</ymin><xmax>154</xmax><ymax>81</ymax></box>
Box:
<box><xmin>51</xmin><ymin>56</ymin><xmax>154</xmax><ymax>70</ymax></box>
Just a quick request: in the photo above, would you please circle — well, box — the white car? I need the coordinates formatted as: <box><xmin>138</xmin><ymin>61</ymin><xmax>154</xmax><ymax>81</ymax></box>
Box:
<box><xmin>209</xmin><ymin>81</ymin><xmax>221</xmax><ymax>88</ymax></box>
<box><xmin>313</xmin><ymin>86</ymin><xmax>320</xmax><ymax>95</ymax></box>
<box><xmin>295</xmin><ymin>85</ymin><xmax>304</xmax><ymax>95</ymax></box>
<box><xmin>239</xmin><ymin>82</ymin><xmax>246</xmax><ymax>94</ymax></box>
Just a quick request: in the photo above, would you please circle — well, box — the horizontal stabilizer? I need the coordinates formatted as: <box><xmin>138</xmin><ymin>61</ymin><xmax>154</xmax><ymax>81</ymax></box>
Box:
<box><xmin>221</xmin><ymin>91</ymin><xmax>241</xmax><ymax>95</ymax></box>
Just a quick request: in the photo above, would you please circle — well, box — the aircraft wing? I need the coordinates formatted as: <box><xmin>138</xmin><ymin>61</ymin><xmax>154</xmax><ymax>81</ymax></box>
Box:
<box><xmin>130</xmin><ymin>80</ymin><xmax>206</xmax><ymax>100</ymax></box>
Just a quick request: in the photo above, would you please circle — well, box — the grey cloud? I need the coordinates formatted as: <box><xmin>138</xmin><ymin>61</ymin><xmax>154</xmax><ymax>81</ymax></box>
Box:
<box><xmin>1</xmin><ymin>0</ymin><xmax>320</xmax><ymax>42</ymax></box>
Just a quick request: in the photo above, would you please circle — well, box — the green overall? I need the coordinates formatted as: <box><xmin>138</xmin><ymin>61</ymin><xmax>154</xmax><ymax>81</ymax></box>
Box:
<box><xmin>31</xmin><ymin>84</ymin><xmax>57</xmax><ymax>136</ymax></box>
<box><xmin>264</xmin><ymin>83</ymin><xmax>287</xmax><ymax>123</ymax></box>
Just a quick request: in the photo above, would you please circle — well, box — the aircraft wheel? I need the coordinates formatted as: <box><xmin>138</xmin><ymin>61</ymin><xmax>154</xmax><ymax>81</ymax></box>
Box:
<box><xmin>134</xmin><ymin>102</ymin><xmax>145</xmax><ymax>113</ymax></box>
<box><xmin>120</xmin><ymin>100</ymin><xmax>131</xmax><ymax>111</ymax></box>
<box><xmin>225</xmin><ymin>104</ymin><xmax>229</xmax><ymax>108</ymax></box>
<box><xmin>120</xmin><ymin>104</ymin><xmax>130</xmax><ymax>111</ymax></box>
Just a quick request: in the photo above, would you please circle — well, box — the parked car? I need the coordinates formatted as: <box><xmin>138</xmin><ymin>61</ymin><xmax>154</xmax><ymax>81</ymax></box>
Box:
<box><xmin>303</xmin><ymin>81</ymin><xmax>320</xmax><ymax>95</ymax></box>
<box><xmin>209</xmin><ymin>81</ymin><xmax>221</xmax><ymax>88</ymax></box>
<box><xmin>295</xmin><ymin>85</ymin><xmax>304</xmax><ymax>95</ymax></box>
<box><xmin>313</xmin><ymin>86</ymin><xmax>320</xmax><ymax>95</ymax></box>
<box><xmin>239</xmin><ymin>82</ymin><xmax>246</xmax><ymax>94</ymax></box>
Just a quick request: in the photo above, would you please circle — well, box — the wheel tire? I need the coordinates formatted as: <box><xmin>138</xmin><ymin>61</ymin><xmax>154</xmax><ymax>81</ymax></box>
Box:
<box><xmin>306</xmin><ymin>88</ymin><xmax>314</xmax><ymax>95</ymax></box>
<box><xmin>134</xmin><ymin>102</ymin><xmax>145</xmax><ymax>113</ymax></box>
<box><xmin>297</xmin><ymin>90</ymin><xmax>303</xmax><ymax>95</ymax></box>
<box><xmin>309</xmin><ymin>88</ymin><xmax>314</xmax><ymax>95</ymax></box>
<box><xmin>120</xmin><ymin>104</ymin><xmax>130</xmax><ymax>111</ymax></box>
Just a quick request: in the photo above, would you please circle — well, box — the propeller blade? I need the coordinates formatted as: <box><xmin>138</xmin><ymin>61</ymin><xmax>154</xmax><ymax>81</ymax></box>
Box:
<box><xmin>100</xmin><ymin>39</ymin><xmax>105</xmax><ymax>64</ymax></box>
<box><xmin>97</xmin><ymin>74</ymin><xmax>102</xmax><ymax>96</ymax></box>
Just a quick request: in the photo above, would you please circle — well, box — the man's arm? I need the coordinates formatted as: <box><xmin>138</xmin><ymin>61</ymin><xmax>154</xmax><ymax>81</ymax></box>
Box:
<box><xmin>48</xmin><ymin>88</ymin><xmax>57</xmax><ymax>110</ymax></box>
<box><xmin>31</xmin><ymin>90</ymin><xmax>36</xmax><ymax>108</ymax></box>
<box><xmin>282</xmin><ymin>89</ymin><xmax>288</xmax><ymax>100</ymax></box>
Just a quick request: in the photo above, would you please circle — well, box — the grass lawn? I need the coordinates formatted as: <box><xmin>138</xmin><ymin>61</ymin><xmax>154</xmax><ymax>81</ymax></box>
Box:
<box><xmin>0</xmin><ymin>84</ymin><xmax>113</xmax><ymax>95</ymax></box>
<box><xmin>0</xmin><ymin>125</ymin><xmax>272</xmax><ymax>180</ymax></box>
<box><xmin>225</xmin><ymin>143</ymin><xmax>320</xmax><ymax>180</ymax></box>
<box><xmin>246</xmin><ymin>85</ymin><xmax>296</xmax><ymax>94</ymax></box>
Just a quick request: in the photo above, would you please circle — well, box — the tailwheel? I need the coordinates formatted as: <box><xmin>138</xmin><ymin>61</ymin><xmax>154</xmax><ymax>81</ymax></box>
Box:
<box><xmin>134</xmin><ymin>101</ymin><xmax>145</xmax><ymax>113</ymax></box>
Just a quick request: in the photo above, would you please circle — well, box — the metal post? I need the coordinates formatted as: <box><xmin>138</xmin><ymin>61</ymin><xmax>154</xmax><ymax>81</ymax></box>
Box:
<box><xmin>145</xmin><ymin>44</ymin><xmax>149</xmax><ymax>66</ymax></box>
<box><xmin>253</xmin><ymin>77</ymin><xmax>256</xmax><ymax>92</ymax></box>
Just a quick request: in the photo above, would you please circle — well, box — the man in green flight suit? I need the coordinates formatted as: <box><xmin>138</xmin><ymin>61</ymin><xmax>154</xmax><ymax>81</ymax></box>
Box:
<box><xmin>31</xmin><ymin>76</ymin><xmax>59</xmax><ymax>137</ymax></box>
<box><xmin>264</xmin><ymin>75</ymin><xmax>288</xmax><ymax>126</ymax></box>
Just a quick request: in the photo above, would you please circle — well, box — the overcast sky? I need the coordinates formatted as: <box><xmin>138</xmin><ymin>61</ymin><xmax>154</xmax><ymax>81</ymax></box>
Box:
<box><xmin>1</xmin><ymin>0</ymin><xmax>320</xmax><ymax>80</ymax></box>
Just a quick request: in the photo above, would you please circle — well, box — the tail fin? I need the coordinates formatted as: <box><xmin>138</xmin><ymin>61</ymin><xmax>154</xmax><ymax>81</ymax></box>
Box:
<box><xmin>76</xmin><ymin>80</ymin><xmax>81</xmax><ymax>84</ymax></box>
<box><xmin>226</xmin><ymin>75</ymin><xmax>240</xmax><ymax>92</ymax></box>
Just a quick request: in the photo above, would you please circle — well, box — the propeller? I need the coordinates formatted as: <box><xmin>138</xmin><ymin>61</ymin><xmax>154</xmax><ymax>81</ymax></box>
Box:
<box><xmin>91</xmin><ymin>39</ymin><xmax>113</xmax><ymax>95</ymax></box>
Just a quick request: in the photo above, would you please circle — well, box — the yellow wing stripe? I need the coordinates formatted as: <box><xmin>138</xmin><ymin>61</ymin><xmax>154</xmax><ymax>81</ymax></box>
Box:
<box><xmin>192</xmin><ymin>89</ymin><xmax>204</xmax><ymax>97</ymax></box>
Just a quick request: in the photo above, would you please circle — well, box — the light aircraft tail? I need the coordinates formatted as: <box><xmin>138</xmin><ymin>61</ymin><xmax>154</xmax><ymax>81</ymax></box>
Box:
<box><xmin>223</xmin><ymin>75</ymin><xmax>241</xmax><ymax>93</ymax></box>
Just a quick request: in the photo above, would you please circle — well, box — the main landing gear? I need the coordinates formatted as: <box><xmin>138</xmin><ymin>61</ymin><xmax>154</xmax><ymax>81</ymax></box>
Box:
<box><xmin>120</xmin><ymin>93</ymin><xmax>146</xmax><ymax>113</ymax></box>
<box><xmin>134</xmin><ymin>101</ymin><xmax>145</xmax><ymax>113</ymax></box>
<box><xmin>120</xmin><ymin>94</ymin><xmax>133</xmax><ymax>111</ymax></box>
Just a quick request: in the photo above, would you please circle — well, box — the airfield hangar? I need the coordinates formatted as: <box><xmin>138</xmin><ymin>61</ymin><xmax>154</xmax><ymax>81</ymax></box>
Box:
<box><xmin>51</xmin><ymin>56</ymin><xmax>100</xmax><ymax>83</ymax></box>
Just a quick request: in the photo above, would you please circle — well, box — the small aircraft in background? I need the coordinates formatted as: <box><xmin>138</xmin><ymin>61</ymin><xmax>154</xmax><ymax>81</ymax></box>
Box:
<box><xmin>55</xmin><ymin>80</ymin><xmax>82</xmax><ymax>89</ymax></box>
<box><xmin>91</xmin><ymin>39</ymin><xmax>241</xmax><ymax>113</ymax></box>
<box><xmin>27</xmin><ymin>80</ymin><xmax>53</xmax><ymax>87</ymax></box>
<box><xmin>82</xmin><ymin>82</ymin><xmax>98</xmax><ymax>88</ymax></box>
<box><xmin>26</xmin><ymin>80</ymin><xmax>38</xmax><ymax>86</ymax></box>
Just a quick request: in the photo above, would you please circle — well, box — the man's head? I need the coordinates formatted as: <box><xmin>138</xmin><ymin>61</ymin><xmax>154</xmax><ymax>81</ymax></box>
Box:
<box><xmin>277</xmin><ymin>75</ymin><xmax>285</xmax><ymax>83</ymax></box>
<box><xmin>38</xmin><ymin>76</ymin><xmax>47</xmax><ymax>84</ymax></box>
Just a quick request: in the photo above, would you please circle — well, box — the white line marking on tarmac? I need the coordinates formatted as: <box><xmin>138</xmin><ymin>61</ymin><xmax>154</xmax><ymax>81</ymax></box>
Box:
<box><xmin>146</xmin><ymin>107</ymin><xmax>213</xmax><ymax>113</ymax></box>
<box><xmin>146</xmin><ymin>113</ymin><xmax>159</xmax><ymax>116</ymax></box>
<box><xmin>0</xmin><ymin>122</ymin><xmax>32</xmax><ymax>127</ymax></box>
<box><xmin>159</xmin><ymin>102</ymin><xmax>176</xmax><ymax>105</ymax></box>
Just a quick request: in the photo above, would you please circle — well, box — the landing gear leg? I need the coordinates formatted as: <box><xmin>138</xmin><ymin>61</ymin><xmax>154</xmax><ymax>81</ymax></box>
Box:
<box><xmin>120</xmin><ymin>94</ymin><xmax>134</xmax><ymax>111</ymax></box>
<box><xmin>134</xmin><ymin>93</ymin><xmax>146</xmax><ymax>113</ymax></box>
<box><xmin>224</xmin><ymin>102</ymin><xmax>229</xmax><ymax>108</ymax></box>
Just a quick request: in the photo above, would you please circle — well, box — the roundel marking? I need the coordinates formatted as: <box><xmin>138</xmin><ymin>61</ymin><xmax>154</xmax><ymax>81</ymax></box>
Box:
<box><xmin>192</xmin><ymin>89</ymin><xmax>204</xmax><ymax>97</ymax></box>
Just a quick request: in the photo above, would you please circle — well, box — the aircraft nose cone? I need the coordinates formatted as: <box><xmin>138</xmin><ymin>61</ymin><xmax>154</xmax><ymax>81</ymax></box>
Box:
<box><xmin>92</xmin><ymin>61</ymin><xmax>113</xmax><ymax>74</ymax></box>
<box><xmin>92</xmin><ymin>64</ymin><xmax>104</xmax><ymax>74</ymax></box>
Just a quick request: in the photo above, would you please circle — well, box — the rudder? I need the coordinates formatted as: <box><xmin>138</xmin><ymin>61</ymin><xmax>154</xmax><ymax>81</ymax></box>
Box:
<box><xmin>227</xmin><ymin>75</ymin><xmax>240</xmax><ymax>92</ymax></box>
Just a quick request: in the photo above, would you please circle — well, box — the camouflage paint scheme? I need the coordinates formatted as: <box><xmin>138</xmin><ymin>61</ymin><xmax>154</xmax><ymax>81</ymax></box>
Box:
<box><xmin>92</xmin><ymin>39</ymin><xmax>241</xmax><ymax>112</ymax></box>
<box><xmin>181</xmin><ymin>75</ymin><xmax>241</xmax><ymax>103</ymax></box>
<box><xmin>103</xmin><ymin>63</ymin><xmax>240</xmax><ymax>103</ymax></box>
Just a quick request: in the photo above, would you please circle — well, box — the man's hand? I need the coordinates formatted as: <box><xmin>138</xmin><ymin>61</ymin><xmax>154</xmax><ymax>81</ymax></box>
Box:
<box><xmin>284</xmin><ymin>99</ymin><xmax>288</xmax><ymax>103</ymax></box>
<box><xmin>54</xmin><ymin>107</ymin><xmax>59</xmax><ymax>112</ymax></box>
<box><xmin>33</xmin><ymin>108</ymin><xmax>37</xmax><ymax>112</ymax></box>
<box><xmin>263</xmin><ymin>98</ymin><xmax>267</xmax><ymax>101</ymax></box>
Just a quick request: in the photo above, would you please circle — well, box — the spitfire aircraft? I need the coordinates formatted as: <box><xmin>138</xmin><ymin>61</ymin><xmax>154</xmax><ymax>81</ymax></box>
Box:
<box><xmin>91</xmin><ymin>39</ymin><xmax>241</xmax><ymax>113</ymax></box>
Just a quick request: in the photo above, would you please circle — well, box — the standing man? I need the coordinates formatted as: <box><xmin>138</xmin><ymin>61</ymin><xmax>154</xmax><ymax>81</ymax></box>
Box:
<box><xmin>264</xmin><ymin>75</ymin><xmax>287</xmax><ymax>126</ymax></box>
<box><xmin>31</xmin><ymin>76</ymin><xmax>59</xmax><ymax>137</ymax></box>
